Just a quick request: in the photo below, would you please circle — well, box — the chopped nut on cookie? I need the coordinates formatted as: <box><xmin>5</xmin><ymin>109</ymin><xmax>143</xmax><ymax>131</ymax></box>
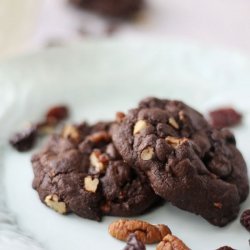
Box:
<box><xmin>44</xmin><ymin>194</ymin><xmax>67</xmax><ymax>214</ymax></box>
<box><xmin>141</xmin><ymin>146</ymin><xmax>154</xmax><ymax>160</ymax></box>
<box><xmin>90</xmin><ymin>150</ymin><xmax>108</xmax><ymax>172</ymax></box>
<box><xmin>62</xmin><ymin>125</ymin><xmax>80</xmax><ymax>142</ymax></box>
<box><xmin>168</xmin><ymin>117</ymin><xmax>179</xmax><ymax>129</ymax></box>
<box><xmin>84</xmin><ymin>176</ymin><xmax>99</xmax><ymax>193</ymax></box>
<box><xmin>116</xmin><ymin>112</ymin><xmax>126</xmax><ymax>123</ymax></box>
<box><xmin>165</xmin><ymin>136</ymin><xmax>188</xmax><ymax>148</ymax></box>
<box><xmin>214</xmin><ymin>202</ymin><xmax>223</xmax><ymax>209</ymax></box>
<box><xmin>88</xmin><ymin>131</ymin><xmax>110</xmax><ymax>143</ymax></box>
<box><xmin>133</xmin><ymin>120</ymin><xmax>148</xmax><ymax>135</ymax></box>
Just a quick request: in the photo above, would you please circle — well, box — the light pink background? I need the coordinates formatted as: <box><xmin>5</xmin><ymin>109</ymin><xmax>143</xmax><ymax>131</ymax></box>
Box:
<box><xmin>31</xmin><ymin>0</ymin><xmax>250</xmax><ymax>54</ymax></box>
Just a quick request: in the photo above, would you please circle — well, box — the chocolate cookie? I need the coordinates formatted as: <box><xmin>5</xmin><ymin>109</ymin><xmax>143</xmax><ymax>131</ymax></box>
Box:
<box><xmin>32</xmin><ymin>122</ymin><xmax>158</xmax><ymax>221</ymax></box>
<box><xmin>69</xmin><ymin>0</ymin><xmax>143</xmax><ymax>18</ymax></box>
<box><xmin>112</xmin><ymin>97</ymin><xmax>249</xmax><ymax>226</ymax></box>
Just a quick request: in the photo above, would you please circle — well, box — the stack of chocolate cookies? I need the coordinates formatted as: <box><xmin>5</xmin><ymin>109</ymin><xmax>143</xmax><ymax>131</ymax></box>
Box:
<box><xmin>32</xmin><ymin>97</ymin><xmax>249</xmax><ymax>226</ymax></box>
<box><xmin>69</xmin><ymin>0</ymin><xmax>143</xmax><ymax>18</ymax></box>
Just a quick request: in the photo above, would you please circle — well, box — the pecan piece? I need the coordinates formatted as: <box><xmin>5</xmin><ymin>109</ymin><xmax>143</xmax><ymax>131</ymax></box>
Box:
<box><xmin>116</xmin><ymin>112</ymin><xmax>126</xmax><ymax>123</ymax></box>
<box><xmin>62</xmin><ymin>125</ymin><xmax>80</xmax><ymax>142</ymax></box>
<box><xmin>214</xmin><ymin>202</ymin><xmax>223</xmax><ymax>209</ymax></box>
<box><xmin>165</xmin><ymin>136</ymin><xmax>188</xmax><ymax>148</ymax></box>
<box><xmin>168</xmin><ymin>117</ymin><xmax>179</xmax><ymax>129</ymax></box>
<box><xmin>84</xmin><ymin>176</ymin><xmax>99</xmax><ymax>193</ymax></box>
<box><xmin>88</xmin><ymin>131</ymin><xmax>110</xmax><ymax>143</ymax></box>
<box><xmin>156</xmin><ymin>234</ymin><xmax>190</xmax><ymax>250</ymax></box>
<box><xmin>141</xmin><ymin>146</ymin><xmax>154</xmax><ymax>160</ymax></box>
<box><xmin>133</xmin><ymin>120</ymin><xmax>148</xmax><ymax>135</ymax></box>
<box><xmin>37</xmin><ymin>122</ymin><xmax>55</xmax><ymax>135</ymax></box>
<box><xmin>90</xmin><ymin>150</ymin><xmax>109</xmax><ymax>173</ymax></box>
<box><xmin>108</xmin><ymin>219</ymin><xmax>171</xmax><ymax>244</ymax></box>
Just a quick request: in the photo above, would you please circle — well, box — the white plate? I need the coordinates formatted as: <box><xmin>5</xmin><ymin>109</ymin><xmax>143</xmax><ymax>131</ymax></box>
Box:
<box><xmin>1</xmin><ymin>41</ymin><xmax>250</xmax><ymax>250</ymax></box>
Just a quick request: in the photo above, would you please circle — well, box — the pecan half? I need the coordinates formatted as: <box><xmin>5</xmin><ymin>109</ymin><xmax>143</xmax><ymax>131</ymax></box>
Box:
<box><xmin>108</xmin><ymin>219</ymin><xmax>171</xmax><ymax>244</ymax></box>
<box><xmin>156</xmin><ymin>234</ymin><xmax>190</xmax><ymax>250</ymax></box>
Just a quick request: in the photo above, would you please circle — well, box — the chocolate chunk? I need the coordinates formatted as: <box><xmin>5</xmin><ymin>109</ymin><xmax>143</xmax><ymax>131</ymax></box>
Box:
<box><xmin>9</xmin><ymin>125</ymin><xmax>37</xmax><ymax>152</ymax></box>
<box><xmin>10</xmin><ymin>105</ymin><xmax>69</xmax><ymax>152</ymax></box>
<box><xmin>209</xmin><ymin>107</ymin><xmax>242</xmax><ymax>129</ymax></box>
<box><xmin>123</xmin><ymin>234</ymin><xmax>146</xmax><ymax>250</ymax></box>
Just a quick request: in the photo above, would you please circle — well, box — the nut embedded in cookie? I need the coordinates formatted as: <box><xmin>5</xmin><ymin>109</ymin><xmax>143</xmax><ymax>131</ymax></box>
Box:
<box><xmin>84</xmin><ymin>176</ymin><xmax>99</xmax><ymax>193</ymax></box>
<box><xmin>140</xmin><ymin>146</ymin><xmax>154</xmax><ymax>160</ymax></box>
<box><xmin>44</xmin><ymin>194</ymin><xmax>67</xmax><ymax>214</ymax></box>
<box><xmin>62</xmin><ymin>124</ymin><xmax>80</xmax><ymax>142</ymax></box>
<box><xmin>133</xmin><ymin>120</ymin><xmax>148</xmax><ymax>135</ymax></box>
<box><xmin>165</xmin><ymin>136</ymin><xmax>188</xmax><ymax>148</ymax></box>
<box><xmin>89</xmin><ymin>150</ymin><xmax>108</xmax><ymax>173</ymax></box>
<box><xmin>168</xmin><ymin>117</ymin><xmax>179</xmax><ymax>129</ymax></box>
